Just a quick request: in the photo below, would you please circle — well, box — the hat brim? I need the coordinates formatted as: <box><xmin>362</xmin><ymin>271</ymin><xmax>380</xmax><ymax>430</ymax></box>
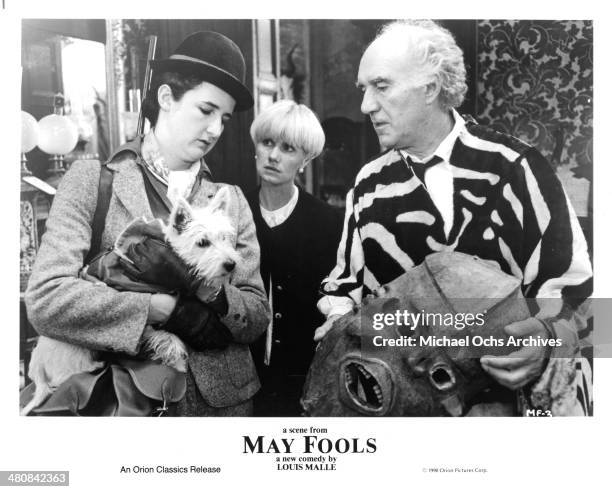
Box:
<box><xmin>151</xmin><ymin>58</ymin><xmax>254</xmax><ymax>112</ymax></box>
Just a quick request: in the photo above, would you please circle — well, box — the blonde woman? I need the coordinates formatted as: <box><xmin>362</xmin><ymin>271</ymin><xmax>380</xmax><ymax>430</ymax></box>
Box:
<box><xmin>246</xmin><ymin>100</ymin><xmax>342</xmax><ymax>416</ymax></box>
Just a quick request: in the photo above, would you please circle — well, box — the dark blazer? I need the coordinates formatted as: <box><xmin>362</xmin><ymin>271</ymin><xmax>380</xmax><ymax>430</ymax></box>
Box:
<box><xmin>246</xmin><ymin>187</ymin><xmax>343</xmax><ymax>376</ymax></box>
<box><xmin>26</xmin><ymin>139</ymin><xmax>270</xmax><ymax>409</ymax></box>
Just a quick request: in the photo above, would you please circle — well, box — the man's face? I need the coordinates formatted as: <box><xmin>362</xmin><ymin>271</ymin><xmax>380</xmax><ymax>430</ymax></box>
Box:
<box><xmin>357</xmin><ymin>39</ymin><xmax>430</xmax><ymax>151</ymax></box>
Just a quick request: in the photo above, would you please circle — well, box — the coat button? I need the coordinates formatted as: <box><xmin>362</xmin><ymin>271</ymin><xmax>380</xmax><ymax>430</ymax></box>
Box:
<box><xmin>273</xmin><ymin>339</ymin><xmax>281</xmax><ymax>344</ymax></box>
<box><xmin>276</xmin><ymin>285</ymin><xmax>283</xmax><ymax>291</ymax></box>
<box><xmin>274</xmin><ymin>312</ymin><xmax>282</xmax><ymax>319</ymax></box>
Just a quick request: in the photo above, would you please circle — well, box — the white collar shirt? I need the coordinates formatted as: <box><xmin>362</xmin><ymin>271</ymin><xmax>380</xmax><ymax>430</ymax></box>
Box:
<box><xmin>400</xmin><ymin>109</ymin><xmax>466</xmax><ymax>238</ymax></box>
<box><xmin>260</xmin><ymin>185</ymin><xmax>300</xmax><ymax>228</ymax></box>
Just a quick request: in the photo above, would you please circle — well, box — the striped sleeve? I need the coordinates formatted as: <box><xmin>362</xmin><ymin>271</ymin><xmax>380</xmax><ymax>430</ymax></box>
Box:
<box><xmin>517</xmin><ymin>148</ymin><xmax>593</xmax><ymax>414</ymax></box>
<box><xmin>519</xmin><ymin>148</ymin><xmax>592</xmax><ymax>305</ymax></box>
<box><xmin>318</xmin><ymin>188</ymin><xmax>365</xmax><ymax>317</ymax></box>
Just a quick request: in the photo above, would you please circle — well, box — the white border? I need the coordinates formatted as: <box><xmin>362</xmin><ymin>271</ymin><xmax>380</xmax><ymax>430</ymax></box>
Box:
<box><xmin>2</xmin><ymin>2</ymin><xmax>611</xmax><ymax>490</ymax></box>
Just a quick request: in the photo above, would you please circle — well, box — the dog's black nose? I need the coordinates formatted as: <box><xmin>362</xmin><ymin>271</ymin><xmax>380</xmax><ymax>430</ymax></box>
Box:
<box><xmin>224</xmin><ymin>261</ymin><xmax>236</xmax><ymax>272</ymax></box>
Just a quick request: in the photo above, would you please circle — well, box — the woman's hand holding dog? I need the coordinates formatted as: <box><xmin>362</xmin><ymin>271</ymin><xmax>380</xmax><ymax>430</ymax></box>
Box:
<box><xmin>162</xmin><ymin>298</ymin><xmax>233</xmax><ymax>351</ymax></box>
<box><xmin>119</xmin><ymin>233</ymin><xmax>235</xmax><ymax>351</ymax></box>
<box><xmin>121</xmin><ymin>235</ymin><xmax>230</xmax><ymax>314</ymax></box>
<box><xmin>120</xmin><ymin>236</ymin><xmax>201</xmax><ymax>295</ymax></box>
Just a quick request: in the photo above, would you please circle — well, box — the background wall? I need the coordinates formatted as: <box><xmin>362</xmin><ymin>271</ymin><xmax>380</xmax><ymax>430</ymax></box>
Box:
<box><xmin>476</xmin><ymin>20</ymin><xmax>592</xmax><ymax>218</ymax></box>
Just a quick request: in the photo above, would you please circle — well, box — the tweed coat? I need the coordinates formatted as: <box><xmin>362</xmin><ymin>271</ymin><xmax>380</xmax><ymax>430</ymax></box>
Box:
<box><xmin>25</xmin><ymin>139</ymin><xmax>271</xmax><ymax>408</ymax></box>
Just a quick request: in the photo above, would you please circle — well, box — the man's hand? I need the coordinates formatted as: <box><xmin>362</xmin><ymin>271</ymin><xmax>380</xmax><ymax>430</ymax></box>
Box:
<box><xmin>119</xmin><ymin>237</ymin><xmax>200</xmax><ymax>295</ymax></box>
<box><xmin>480</xmin><ymin>317</ymin><xmax>551</xmax><ymax>390</ymax></box>
<box><xmin>314</xmin><ymin>314</ymin><xmax>342</xmax><ymax>342</ymax></box>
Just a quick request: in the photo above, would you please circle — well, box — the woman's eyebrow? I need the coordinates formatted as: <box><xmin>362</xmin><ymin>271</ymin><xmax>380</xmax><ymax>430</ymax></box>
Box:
<box><xmin>200</xmin><ymin>100</ymin><xmax>232</xmax><ymax>118</ymax></box>
<box><xmin>200</xmin><ymin>101</ymin><xmax>219</xmax><ymax>109</ymax></box>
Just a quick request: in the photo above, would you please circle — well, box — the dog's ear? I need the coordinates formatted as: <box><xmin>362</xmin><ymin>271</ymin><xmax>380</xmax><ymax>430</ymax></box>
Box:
<box><xmin>170</xmin><ymin>197</ymin><xmax>194</xmax><ymax>231</ymax></box>
<box><xmin>209</xmin><ymin>186</ymin><xmax>231</xmax><ymax>213</ymax></box>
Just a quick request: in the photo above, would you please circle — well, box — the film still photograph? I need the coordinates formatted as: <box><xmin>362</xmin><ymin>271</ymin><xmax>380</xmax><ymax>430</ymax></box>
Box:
<box><xmin>19</xmin><ymin>18</ymin><xmax>593</xmax><ymax>418</ymax></box>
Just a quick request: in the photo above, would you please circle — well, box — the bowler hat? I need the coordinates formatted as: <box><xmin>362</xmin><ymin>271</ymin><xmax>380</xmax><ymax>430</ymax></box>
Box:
<box><xmin>151</xmin><ymin>31</ymin><xmax>253</xmax><ymax>111</ymax></box>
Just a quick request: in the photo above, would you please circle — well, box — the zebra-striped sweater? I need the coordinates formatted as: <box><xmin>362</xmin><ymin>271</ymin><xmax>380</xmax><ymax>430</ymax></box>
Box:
<box><xmin>319</xmin><ymin>112</ymin><xmax>593</xmax><ymax>415</ymax></box>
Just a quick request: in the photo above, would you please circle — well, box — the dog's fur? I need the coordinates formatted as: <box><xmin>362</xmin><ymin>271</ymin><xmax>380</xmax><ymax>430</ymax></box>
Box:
<box><xmin>22</xmin><ymin>187</ymin><xmax>238</xmax><ymax>416</ymax></box>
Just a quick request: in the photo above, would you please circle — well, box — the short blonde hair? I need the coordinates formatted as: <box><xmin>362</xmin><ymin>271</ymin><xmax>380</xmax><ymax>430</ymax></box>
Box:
<box><xmin>250</xmin><ymin>100</ymin><xmax>325</xmax><ymax>162</ymax></box>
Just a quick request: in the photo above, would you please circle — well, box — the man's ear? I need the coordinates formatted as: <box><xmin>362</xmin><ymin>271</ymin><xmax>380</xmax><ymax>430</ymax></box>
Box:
<box><xmin>170</xmin><ymin>197</ymin><xmax>194</xmax><ymax>232</ymax></box>
<box><xmin>209</xmin><ymin>186</ymin><xmax>231</xmax><ymax>213</ymax></box>
<box><xmin>157</xmin><ymin>84</ymin><xmax>174</xmax><ymax>112</ymax></box>
<box><xmin>423</xmin><ymin>76</ymin><xmax>442</xmax><ymax>105</ymax></box>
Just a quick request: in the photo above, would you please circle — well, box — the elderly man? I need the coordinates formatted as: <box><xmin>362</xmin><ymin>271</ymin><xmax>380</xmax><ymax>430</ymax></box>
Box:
<box><xmin>314</xmin><ymin>20</ymin><xmax>592</xmax><ymax>415</ymax></box>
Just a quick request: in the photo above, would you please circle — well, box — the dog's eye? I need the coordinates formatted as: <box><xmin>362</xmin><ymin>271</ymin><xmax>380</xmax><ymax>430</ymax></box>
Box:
<box><xmin>197</xmin><ymin>238</ymin><xmax>211</xmax><ymax>248</ymax></box>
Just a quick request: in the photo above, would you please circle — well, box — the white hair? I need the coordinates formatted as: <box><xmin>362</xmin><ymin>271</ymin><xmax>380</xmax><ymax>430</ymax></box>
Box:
<box><xmin>376</xmin><ymin>20</ymin><xmax>468</xmax><ymax>109</ymax></box>
<box><xmin>250</xmin><ymin>99</ymin><xmax>325</xmax><ymax>162</ymax></box>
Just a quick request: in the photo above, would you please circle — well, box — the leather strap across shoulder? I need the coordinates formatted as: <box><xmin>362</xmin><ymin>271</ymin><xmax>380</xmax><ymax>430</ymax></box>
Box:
<box><xmin>84</xmin><ymin>164</ymin><xmax>114</xmax><ymax>265</ymax></box>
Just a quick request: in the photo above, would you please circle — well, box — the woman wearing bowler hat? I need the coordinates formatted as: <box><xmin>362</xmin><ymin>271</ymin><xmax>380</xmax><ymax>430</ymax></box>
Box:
<box><xmin>26</xmin><ymin>31</ymin><xmax>271</xmax><ymax>416</ymax></box>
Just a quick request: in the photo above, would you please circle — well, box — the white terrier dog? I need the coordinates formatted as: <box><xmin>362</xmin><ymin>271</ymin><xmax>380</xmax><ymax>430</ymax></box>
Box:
<box><xmin>22</xmin><ymin>187</ymin><xmax>238</xmax><ymax>416</ymax></box>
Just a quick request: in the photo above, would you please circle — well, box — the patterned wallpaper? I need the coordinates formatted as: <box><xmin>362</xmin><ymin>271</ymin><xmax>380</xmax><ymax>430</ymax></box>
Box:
<box><xmin>476</xmin><ymin>20</ymin><xmax>592</xmax><ymax>187</ymax></box>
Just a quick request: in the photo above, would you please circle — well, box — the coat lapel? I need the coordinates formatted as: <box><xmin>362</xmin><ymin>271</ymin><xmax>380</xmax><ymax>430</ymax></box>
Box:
<box><xmin>107</xmin><ymin>159</ymin><xmax>153</xmax><ymax>220</ymax></box>
<box><xmin>105</xmin><ymin>141</ymin><xmax>215</xmax><ymax>219</ymax></box>
<box><xmin>189</xmin><ymin>178</ymin><xmax>216</xmax><ymax>208</ymax></box>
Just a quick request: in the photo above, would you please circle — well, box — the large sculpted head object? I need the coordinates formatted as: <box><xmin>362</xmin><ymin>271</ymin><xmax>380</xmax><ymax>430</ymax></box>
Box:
<box><xmin>301</xmin><ymin>252</ymin><xmax>530</xmax><ymax>417</ymax></box>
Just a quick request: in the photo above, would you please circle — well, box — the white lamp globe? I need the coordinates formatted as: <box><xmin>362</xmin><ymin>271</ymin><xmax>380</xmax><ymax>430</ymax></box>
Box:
<box><xmin>37</xmin><ymin>114</ymin><xmax>79</xmax><ymax>155</ymax></box>
<box><xmin>21</xmin><ymin>111</ymin><xmax>39</xmax><ymax>153</ymax></box>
